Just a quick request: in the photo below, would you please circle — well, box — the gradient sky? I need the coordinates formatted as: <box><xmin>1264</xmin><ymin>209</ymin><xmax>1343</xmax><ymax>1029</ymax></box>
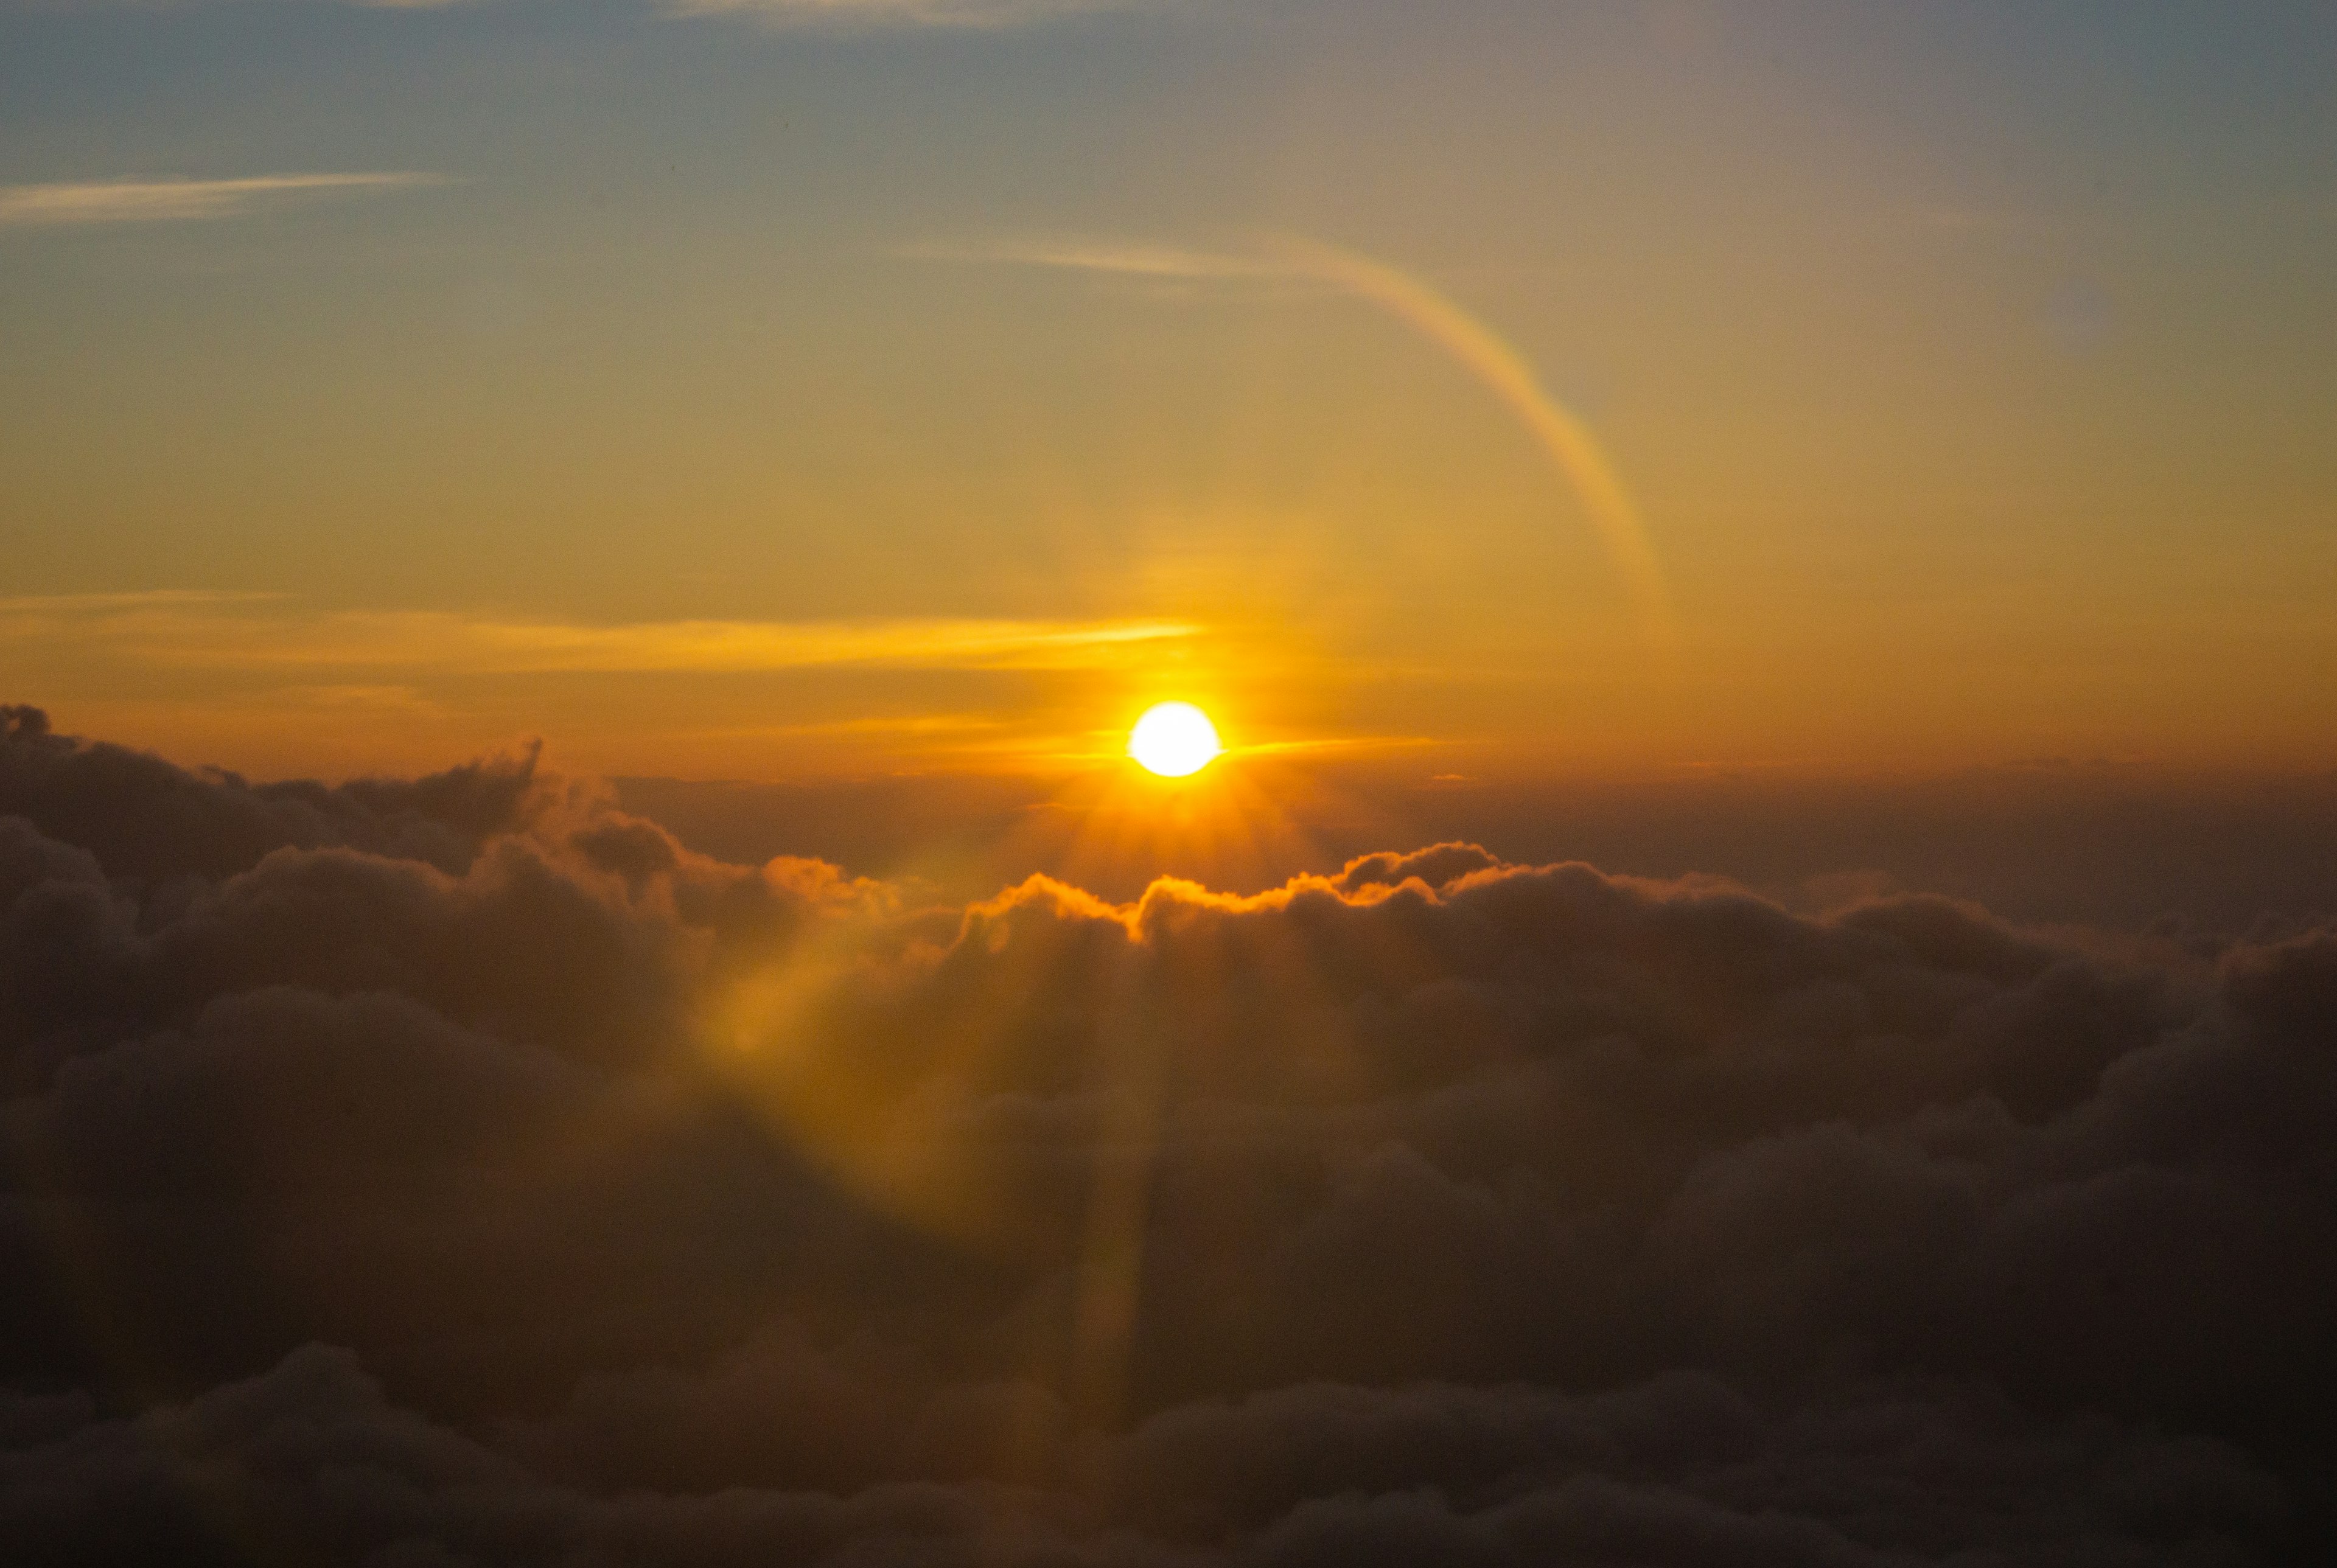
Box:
<box><xmin>4</xmin><ymin>0</ymin><xmax>2334</xmax><ymax>781</ymax></box>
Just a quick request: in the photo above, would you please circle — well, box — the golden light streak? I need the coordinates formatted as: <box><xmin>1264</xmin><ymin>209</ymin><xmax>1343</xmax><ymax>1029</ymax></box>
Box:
<box><xmin>456</xmin><ymin>615</ymin><xmax>1201</xmax><ymax>673</ymax></box>
<box><xmin>0</xmin><ymin>598</ymin><xmax>1201</xmax><ymax>675</ymax></box>
<box><xmin>696</xmin><ymin>744</ymin><xmax>1479</xmax><ymax>1435</ymax></box>
<box><xmin>1069</xmin><ymin>956</ymin><xmax>1169</xmax><ymax>1432</ymax></box>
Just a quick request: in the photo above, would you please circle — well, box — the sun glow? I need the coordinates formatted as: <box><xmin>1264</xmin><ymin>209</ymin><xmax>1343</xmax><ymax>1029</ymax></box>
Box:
<box><xmin>1128</xmin><ymin>702</ymin><xmax>1221</xmax><ymax>777</ymax></box>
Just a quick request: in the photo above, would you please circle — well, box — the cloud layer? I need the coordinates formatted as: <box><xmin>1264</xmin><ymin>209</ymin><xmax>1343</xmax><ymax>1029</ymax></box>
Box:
<box><xmin>1</xmin><ymin>703</ymin><xmax>2332</xmax><ymax>1562</ymax></box>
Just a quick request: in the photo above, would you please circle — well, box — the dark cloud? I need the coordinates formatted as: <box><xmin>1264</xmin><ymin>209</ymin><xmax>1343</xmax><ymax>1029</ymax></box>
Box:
<box><xmin>0</xmin><ymin>703</ymin><xmax>548</xmax><ymax>885</ymax></box>
<box><xmin>1</xmin><ymin>706</ymin><xmax>2332</xmax><ymax>1563</ymax></box>
<box><xmin>617</xmin><ymin>763</ymin><xmax>2337</xmax><ymax>931</ymax></box>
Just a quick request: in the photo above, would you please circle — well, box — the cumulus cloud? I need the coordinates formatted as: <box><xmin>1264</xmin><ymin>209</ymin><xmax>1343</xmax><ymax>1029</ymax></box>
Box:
<box><xmin>1</xmin><ymin>703</ymin><xmax>2332</xmax><ymax>1562</ymax></box>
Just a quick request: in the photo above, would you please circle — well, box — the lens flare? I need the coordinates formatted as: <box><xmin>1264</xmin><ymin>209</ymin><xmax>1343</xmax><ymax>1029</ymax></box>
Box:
<box><xmin>1128</xmin><ymin>702</ymin><xmax>1221</xmax><ymax>777</ymax></box>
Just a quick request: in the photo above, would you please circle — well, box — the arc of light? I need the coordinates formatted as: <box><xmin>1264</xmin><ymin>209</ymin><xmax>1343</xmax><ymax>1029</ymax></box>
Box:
<box><xmin>1267</xmin><ymin>235</ymin><xmax>1676</xmax><ymax>641</ymax></box>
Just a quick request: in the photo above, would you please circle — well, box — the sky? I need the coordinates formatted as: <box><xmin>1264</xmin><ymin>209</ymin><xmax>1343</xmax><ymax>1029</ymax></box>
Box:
<box><xmin>5</xmin><ymin>0</ymin><xmax>2334</xmax><ymax>784</ymax></box>
<box><xmin>5</xmin><ymin>9</ymin><xmax>2337</xmax><ymax>1563</ymax></box>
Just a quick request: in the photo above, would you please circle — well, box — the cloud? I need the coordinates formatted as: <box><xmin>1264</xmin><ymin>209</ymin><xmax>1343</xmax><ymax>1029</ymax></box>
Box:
<box><xmin>0</xmin><ymin>173</ymin><xmax>443</xmax><ymax>229</ymax></box>
<box><xmin>670</xmin><ymin>0</ymin><xmax>1134</xmax><ymax>27</ymax></box>
<box><xmin>1</xmin><ymin>705</ymin><xmax>2333</xmax><ymax>1561</ymax></box>
<box><xmin>0</xmin><ymin>595</ymin><xmax>1201</xmax><ymax>675</ymax></box>
<box><xmin>0</xmin><ymin>591</ymin><xmax>284</xmax><ymax>613</ymax></box>
<box><xmin>907</xmin><ymin>237</ymin><xmax>1284</xmax><ymax>280</ymax></box>
<box><xmin>2</xmin><ymin>0</ymin><xmax>1139</xmax><ymax>21</ymax></box>
<box><xmin>0</xmin><ymin>1347</ymin><xmax>2283</xmax><ymax>1566</ymax></box>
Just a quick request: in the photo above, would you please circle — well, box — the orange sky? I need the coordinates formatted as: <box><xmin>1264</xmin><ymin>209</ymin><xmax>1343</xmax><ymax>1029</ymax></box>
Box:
<box><xmin>5</xmin><ymin>2</ymin><xmax>2334</xmax><ymax>784</ymax></box>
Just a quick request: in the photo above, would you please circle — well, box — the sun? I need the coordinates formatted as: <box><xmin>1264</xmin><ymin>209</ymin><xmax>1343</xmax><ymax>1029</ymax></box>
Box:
<box><xmin>1128</xmin><ymin>702</ymin><xmax>1222</xmax><ymax>778</ymax></box>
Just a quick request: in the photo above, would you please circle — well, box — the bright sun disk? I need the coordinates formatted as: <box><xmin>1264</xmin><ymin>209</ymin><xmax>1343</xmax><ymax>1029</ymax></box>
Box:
<box><xmin>1128</xmin><ymin>702</ymin><xmax>1221</xmax><ymax>777</ymax></box>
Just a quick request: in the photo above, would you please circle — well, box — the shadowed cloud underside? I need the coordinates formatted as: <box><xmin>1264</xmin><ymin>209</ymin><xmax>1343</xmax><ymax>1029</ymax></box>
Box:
<box><xmin>0</xmin><ymin>706</ymin><xmax>2328</xmax><ymax>1561</ymax></box>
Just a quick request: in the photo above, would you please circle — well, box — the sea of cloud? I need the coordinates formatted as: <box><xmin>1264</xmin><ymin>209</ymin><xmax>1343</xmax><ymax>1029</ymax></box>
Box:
<box><xmin>1</xmin><ymin>702</ymin><xmax>2330</xmax><ymax>1564</ymax></box>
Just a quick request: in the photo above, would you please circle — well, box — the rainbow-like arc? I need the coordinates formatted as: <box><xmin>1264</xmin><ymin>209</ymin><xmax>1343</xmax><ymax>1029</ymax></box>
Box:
<box><xmin>1269</xmin><ymin>235</ymin><xmax>1677</xmax><ymax>642</ymax></box>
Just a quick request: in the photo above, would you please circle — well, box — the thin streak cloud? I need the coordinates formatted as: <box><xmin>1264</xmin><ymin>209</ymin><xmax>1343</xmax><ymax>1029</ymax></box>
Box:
<box><xmin>0</xmin><ymin>590</ymin><xmax>284</xmax><ymax>612</ymax></box>
<box><xmin>0</xmin><ymin>173</ymin><xmax>444</xmax><ymax>228</ymax></box>
<box><xmin>904</xmin><ymin>238</ymin><xmax>1280</xmax><ymax>279</ymax></box>
<box><xmin>670</xmin><ymin>0</ymin><xmax>1127</xmax><ymax>27</ymax></box>
<box><xmin>439</xmin><ymin>613</ymin><xmax>1201</xmax><ymax>673</ymax></box>
<box><xmin>0</xmin><ymin>597</ymin><xmax>1201</xmax><ymax>674</ymax></box>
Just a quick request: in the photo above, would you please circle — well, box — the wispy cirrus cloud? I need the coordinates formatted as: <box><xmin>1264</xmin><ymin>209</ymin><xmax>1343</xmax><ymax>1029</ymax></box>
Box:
<box><xmin>669</xmin><ymin>0</ymin><xmax>1130</xmax><ymax>27</ymax></box>
<box><xmin>0</xmin><ymin>590</ymin><xmax>284</xmax><ymax>612</ymax></box>
<box><xmin>0</xmin><ymin>173</ymin><xmax>444</xmax><ymax>229</ymax></box>
<box><xmin>0</xmin><ymin>0</ymin><xmax>1128</xmax><ymax>25</ymax></box>
<box><xmin>904</xmin><ymin>235</ymin><xmax>1283</xmax><ymax>279</ymax></box>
